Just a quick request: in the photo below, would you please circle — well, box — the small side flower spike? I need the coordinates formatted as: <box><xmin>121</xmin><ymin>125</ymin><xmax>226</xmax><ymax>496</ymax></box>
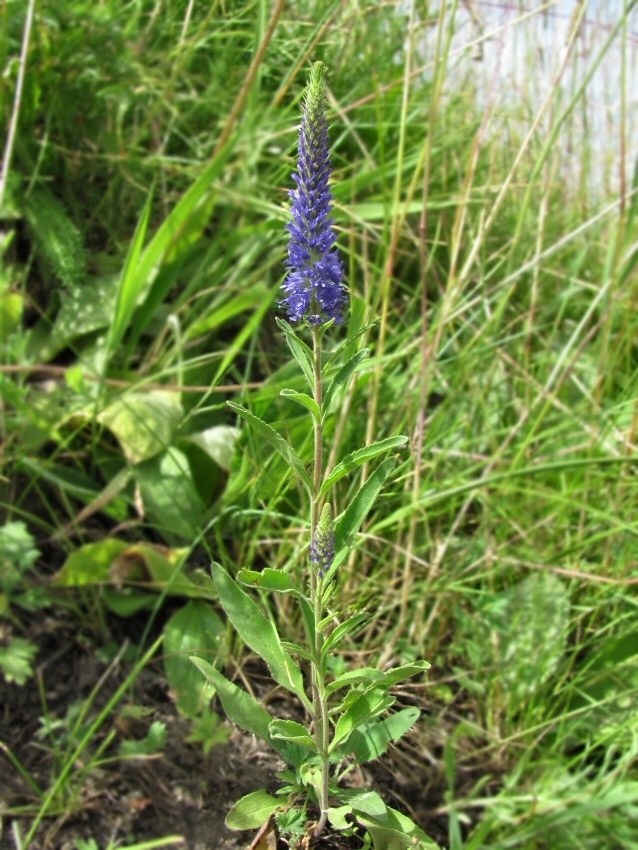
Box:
<box><xmin>281</xmin><ymin>62</ymin><xmax>348</xmax><ymax>325</ymax></box>
<box><xmin>310</xmin><ymin>503</ymin><xmax>336</xmax><ymax>578</ymax></box>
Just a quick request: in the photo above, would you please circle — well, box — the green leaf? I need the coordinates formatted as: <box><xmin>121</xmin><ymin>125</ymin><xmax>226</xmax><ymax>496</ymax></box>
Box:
<box><xmin>276</xmin><ymin>318</ymin><xmax>315</xmax><ymax>389</ymax></box>
<box><xmin>191</xmin><ymin>658</ymin><xmax>273</xmax><ymax>742</ymax></box>
<box><xmin>108</xmin><ymin>189</ymin><xmax>153</xmax><ymax>355</ymax></box>
<box><xmin>322</xmin><ymin>613</ymin><xmax>368</xmax><ymax>655</ymax></box>
<box><xmin>339</xmin><ymin>789</ymin><xmax>388</xmax><ymax>819</ymax></box>
<box><xmin>128</xmin><ymin>545</ymin><xmax>211</xmax><ymax>598</ymax></box>
<box><xmin>332</xmin><ymin>457</ymin><xmax>397</xmax><ymax>570</ymax></box>
<box><xmin>0</xmin><ymin>291</ymin><xmax>23</xmax><ymax>344</ymax></box>
<box><xmin>164</xmin><ymin>601</ymin><xmax>225</xmax><ymax>718</ymax></box>
<box><xmin>102</xmin><ymin>588</ymin><xmax>156</xmax><ymax>617</ymax></box>
<box><xmin>504</xmin><ymin>573</ymin><xmax>569</xmax><ymax>703</ymax></box>
<box><xmin>225</xmin><ymin>789</ymin><xmax>280</xmax><ymax>831</ymax></box>
<box><xmin>280</xmin><ymin>388</ymin><xmax>321</xmax><ymax>420</ymax></box>
<box><xmin>135</xmin><ymin>448</ymin><xmax>204</xmax><ymax>540</ymax></box>
<box><xmin>320</xmin><ymin>436</ymin><xmax>408</xmax><ymax>498</ymax></box>
<box><xmin>328</xmin><ymin>805</ymin><xmax>354</xmax><ymax>831</ymax></box>
<box><xmin>347</xmin><ymin>708</ymin><xmax>421</xmax><ymax>765</ymax></box>
<box><xmin>269</xmin><ymin>719</ymin><xmax>317</xmax><ymax>751</ymax></box>
<box><xmin>98</xmin><ymin>390</ymin><xmax>183</xmax><ymax>465</ymax></box>
<box><xmin>280</xmin><ymin>641</ymin><xmax>314</xmax><ymax>662</ymax></box>
<box><xmin>383</xmin><ymin>660</ymin><xmax>431</xmax><ymax>686</ymax></box>
<box><xmin>357</xmin><ymin>805</ymin><xmax>440</xmax><ymax>850</ymax></box>
<box><xmin>119</xmin><ymin>720</ymin><xmax>167</xmax><ymax>757</ymax></box>
<box><xmin>237</xmin><ymin>568</ymin><xmax>304</xmax><ymax>597</ymax></box>
<box><xmin>326</xmin><ymin>668</ymin><xmax>386</xmax><ymax>696</ymax></box>
<box><xmin>0</xmin><ymin>521</ymin><xmax>40</xmax><ymax>574</ymax></box>
<box><xmin>322</xmin><ymin>348</ymin><xmax>369</xmax><ymax>420</ymax></box>
<box><xmin>299</xmin><ymin>595</ymin><xmax>317</xmax><ymax>652</ymax></box>
<box><xmin>183</xmin><ymin>425</ymin><xmax>241</xmax><ymax>473</ymax></box>
<box><xmin>0</xmin><ymin>638</ymin><xmax>38</xmax><ymax>685</ymax></box>
<box><xmin>54</xmin><ymin>539</ymin><xmax>129</xmax><ymax>586</ymax></box>
<box><xmin>331</xmin><ymin>689</ymin><xmax>395</xmax><ymax>752</ymax></box>
<box><xmin>227</xmin><ymin>402</ymin><xmax>312</xmax><ymax>494</ymax></box>
<box><xmin>42</xmin><ymin>276</ymin><xmax>120</xmax><ymax>358</ymax></box>
<box><xmin>212</xmin><ymin>562</ymin><xmax>311</xmax><ymax>710</ymax></box>
<box><xmin>133</xmin><ymin>139</ymin><xmax>237</xmax><ymax>309</ymax></box>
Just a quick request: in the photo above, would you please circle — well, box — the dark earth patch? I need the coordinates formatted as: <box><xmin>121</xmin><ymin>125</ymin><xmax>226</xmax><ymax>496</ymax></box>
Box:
<box><xmin>0</xmin><ymin>610</ymin><xmax>459</xmax><ymax>850</ymax></box>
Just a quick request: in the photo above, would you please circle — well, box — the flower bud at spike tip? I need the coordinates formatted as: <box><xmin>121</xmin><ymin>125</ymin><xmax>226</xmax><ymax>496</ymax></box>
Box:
<box><xmin>280</xmin><ymin>62</ymin><xmax>348</xmax><ymax>325</ymax></box>
<box><xmin>310</xmin><ymin>503</ymin><xmax>336</xmax><ymax>578</ymax></box>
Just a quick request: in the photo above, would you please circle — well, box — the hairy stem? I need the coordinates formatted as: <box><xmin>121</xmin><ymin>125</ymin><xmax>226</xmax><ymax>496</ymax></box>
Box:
<box><xmin>310</xmin><ymin>327</ymin><xmax>330</xmax><ymax>838</ymax></box>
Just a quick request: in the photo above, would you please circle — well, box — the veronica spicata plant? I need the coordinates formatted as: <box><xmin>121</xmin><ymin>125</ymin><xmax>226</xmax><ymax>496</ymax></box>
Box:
<box><xmin>193</xmin><ymin>64</ymin><xmax>435</xmax><ymax>849</ymax></box>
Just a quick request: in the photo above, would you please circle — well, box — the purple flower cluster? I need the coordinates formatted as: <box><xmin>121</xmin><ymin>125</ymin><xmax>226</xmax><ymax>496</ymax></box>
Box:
<box><xmin>281</xmin><ymin>63</ymin><xmax>347</xmax><ymax>325</ymax></box>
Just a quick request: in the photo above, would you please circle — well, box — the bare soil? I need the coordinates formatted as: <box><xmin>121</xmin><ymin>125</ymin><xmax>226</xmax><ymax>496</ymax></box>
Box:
<box><xmin>0</xmin><ymin>609</ymin><xmax>455</xmax><ymax>850</ymax></box>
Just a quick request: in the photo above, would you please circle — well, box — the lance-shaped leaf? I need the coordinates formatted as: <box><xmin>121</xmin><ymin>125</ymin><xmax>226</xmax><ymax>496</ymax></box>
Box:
<box><xmin>347</xmin><ymin>707</ymin><xmax>421</xmax><ymax>765</ymax></box>
<box><xmin>269</xmin><ymin>719</ymin><xmax>317</xmax><ymax>752</ymax></box>
<box><xmin>330</xmin><ymin>456</ymin><xmax>397</xmax><ymax>572</ymax></box>
<box><xmin>237</xmin><ymin>568</ymin><xmax>304</xmax><ymax>597</ymax></box>
<box><xmin>319</xmin><ymin>436</ymin><xmax>408</xmax><ymax>498</ymax></box>
<box><xmin>383</xmin><ymin>660</ymin><xmax>431</xmax><ymax>686</ymax></box>
<box><xmin>190</xmin><ymin>658</ymin><xmax>273</xmax><ymax>743</ymax></box>
<box><xmin>280</xmin><ymin>389</ymin><xmax>321</xmax><ymax>421</ymax></box>
<box><xmin>322</xmin><ymin>348</ymin><xmax>369</xmax><ymax>421</ymax></box>
<box><xmin>325</xmin><ymin>667</ymin><xmax>386</xmax><ymax>696</ymax></box>
<box><xmin>330</xmin><ymin>689</ymin><xmax>395</xmax><ymax>753</ymax></box>
<box><xmin>212</xmin><ymin>563</ymin><xmax>312</xmax><ymax>712</ymax></box>
<box><xmin>276</xmin><ymin>318</ymin><xmax>314</xmax><ymax>388</ymax></box>
<box><xmin>227</xmin><ymin>402</ymin><xmax>311</xmax><ymax>494</ymax></box>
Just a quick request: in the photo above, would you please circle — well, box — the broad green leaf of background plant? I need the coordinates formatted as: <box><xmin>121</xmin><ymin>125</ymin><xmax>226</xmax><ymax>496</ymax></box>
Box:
<box><xmin>36</xmin><ymin>276</ymin><xmax>120</xmax><ymax>360</ymax></box>
<box><xmin>338</xmin><ymin>789</ymin><xmax>388</xmax><ymax>819</ymax></box>
<box><xmin>357</xmin><ymin>805</ymin><xmax>441</xmax><ymax>850</ymax></box>
<box><xmin>183</xmin><ymin>425</ymin><xmax>241</xmax><ymax>473</ymax></box>
<box><xmin>164</xmin><ymin>600</ymin><xmax>225</xmax><ymax>718</ymax></box>
<box><xmin>211</xmin><ymin>562</ymin><xmax>311</xmax><ymax>710</ymax></box>
<box><xmin>98</xmin><ymin>390</ymin><xmax>183</xmax><ymax>465</ymax></box>
<box><xmin>54</xmin><ymin>539</ymin><xmax>129</xmax><ymax>586</ymax></box>
<box><xmin>135</xmin><ymin>447</ymin><xmax>204</xmax><ymax>540</ymax></box>
<box><xmin>225</xmin><ymin>789</ymin><xmax>280</xmax><ymax>831</ymax></box>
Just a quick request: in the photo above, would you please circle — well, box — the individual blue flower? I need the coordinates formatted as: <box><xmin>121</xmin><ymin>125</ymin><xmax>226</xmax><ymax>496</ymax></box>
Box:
<box><xmin>281</xmin><ymin>62</ymin><xmax>347</xmax><ymax>325</ymax></box>
<box><xmin>310</xmin><ymin>503</ymin><xmax>335</xmax><ymax>578</ymax></box>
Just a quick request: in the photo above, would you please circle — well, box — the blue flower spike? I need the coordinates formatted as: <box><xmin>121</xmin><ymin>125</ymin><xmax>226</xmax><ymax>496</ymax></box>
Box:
<box><xmin>281</xmin><ymin>62</ymin><xmax>347</xmax><ymax>325</ymax></box>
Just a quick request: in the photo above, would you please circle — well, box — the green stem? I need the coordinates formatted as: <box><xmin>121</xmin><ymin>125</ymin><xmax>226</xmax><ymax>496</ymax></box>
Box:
<box><xmin>310</xmin><ymin>327</ymin><xmax>330</xmax><ymax>838</ymax></box>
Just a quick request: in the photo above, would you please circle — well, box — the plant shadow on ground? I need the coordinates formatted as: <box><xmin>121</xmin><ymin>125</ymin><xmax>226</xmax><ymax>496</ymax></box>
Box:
<box><xmin>0</xmin><ymin>609</ymin><xmax>459</xmax><ymax>850</ymax></box>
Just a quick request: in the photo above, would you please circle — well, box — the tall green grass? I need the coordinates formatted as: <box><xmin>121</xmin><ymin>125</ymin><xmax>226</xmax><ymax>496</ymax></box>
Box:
<box><xmin>1</xmin><ymin>0</ymin><xmax>637</xmax><ymax>847</ymax></box>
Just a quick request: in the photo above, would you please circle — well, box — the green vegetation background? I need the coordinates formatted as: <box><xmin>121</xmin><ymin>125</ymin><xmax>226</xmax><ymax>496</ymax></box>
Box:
<box><xmin>1</xmin><ymin>1</ymin><xmax>637</xmax><ymax>848</ymax></box>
